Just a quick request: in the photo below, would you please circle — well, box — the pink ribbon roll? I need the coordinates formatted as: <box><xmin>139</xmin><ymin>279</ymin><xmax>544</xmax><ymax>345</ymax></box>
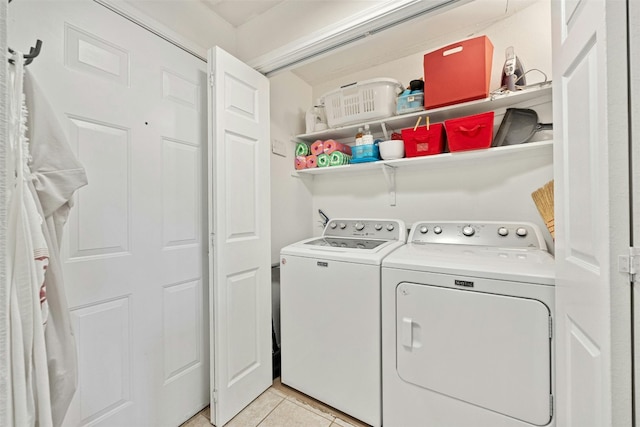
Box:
<box><xmin>306</xmin><ymin>155</ymin><xmax>318</xmax><ymax>168</ymax></box>
<box><xmin>310</xmin><ymin>139</ymin><xmax>324</xmax><ymax>155</ymax></box>
<box><xmin>295</xmin><ymin>156</ymin><xmax>307</xmax><ymax>170</ymax></box>
<box><xmin>323</xmin><ymin>139</ymin><xmax>352</xmax><ymax>155</ymax></box>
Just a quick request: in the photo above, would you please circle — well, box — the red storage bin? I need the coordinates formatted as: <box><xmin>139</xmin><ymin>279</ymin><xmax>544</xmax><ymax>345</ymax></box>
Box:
<box><xmin>423</xmin><ymin>36</ymin><xmax>494</xmax><ymax>109</ymax></box>
<box><xmin>401</xmin><ymin>123</ymin><xmax>445</xmax><ymax>157</ymax></box>
<box><xmin>444</xmin><ymin>112</ymin><xmax>495</xmax><ymax>152</ymax></box>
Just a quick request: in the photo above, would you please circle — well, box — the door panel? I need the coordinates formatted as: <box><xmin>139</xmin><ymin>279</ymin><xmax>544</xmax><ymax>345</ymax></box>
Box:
<box><xmin>8</xmin><ymin>2</ymin><xmax>209</xmax><ymax>425</ymax></box>
<box><xmin>551</xmin><ymin>1</ymin><xmax>632</xmax><ymax>426</ymax></box>
<box><xmin>225</xmin><ymin>133</ymin><xmax>258</xmax><ymax>239</ymax></box>
<box><xmin>208</xmin><ymin>46</ymin><xmax>272</xmax><ymax>426</ymax></box>
<box><xmin>396</xmin><ymin>283</ymin><xmax>551</xmax><ymax>426</ymax></box>
<box><xmin>67</xmin><ymin>117</ymin><xmax>130</xmax><ymax>258</ymax></box>
<box><xmin>71</xmin><ymin>298</ymin><xmax>132</xmax><ymax>426</ymax></box>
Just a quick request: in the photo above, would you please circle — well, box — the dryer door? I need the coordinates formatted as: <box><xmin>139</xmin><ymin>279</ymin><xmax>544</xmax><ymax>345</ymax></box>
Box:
<box><xmin>396</xmin><ymin>282</ymin><xmax>551</xmax><ymax>426</ymax></box>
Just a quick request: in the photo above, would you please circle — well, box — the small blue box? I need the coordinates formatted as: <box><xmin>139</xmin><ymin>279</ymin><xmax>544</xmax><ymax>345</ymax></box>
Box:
<box><xmin>396</xmin><ymin>90</ymin><xmax>425</xmax><ymax>115</ymax></box>
<box><xmin>351</xmin><ymin>144</ymin><xmax>380</xmax><ymax>163</ymax></box>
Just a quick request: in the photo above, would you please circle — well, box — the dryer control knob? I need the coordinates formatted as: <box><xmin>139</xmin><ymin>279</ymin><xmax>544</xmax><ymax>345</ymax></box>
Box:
<box><xmin>419</xmin><ymin>226</ymin><xmax>428</xmax><ymax>234</ymax></box>
<box><xmin>386</xmin><ymin>223</ymin><xmax>395</xmax><ymax>231</ymax></box>
<box><xmin>462</xmin><ymin>225</ymin><xmax>475</xmax><ymax>237</ymax></box>
<box><xmin>433</xmin><ymin>226</ymin><xmax>443</xmax><ymax>234</ymax></box>
<box><xmin>339</xmin><ymin>223</ymin><xmax>347</xmax><ymax>230</ymax></box>
<box><xmin>498</xmin><ymin>227</ymin><xmax>509</xmax><ymax>236</ymax></box>
<box><xmin>516</xmin><ymin>227</ymin><xmax>528</xmax><ymax>237</ymax></box>
<box><xmin>355</xmin><ymin>222</ymin><xmax>365</xmax><ymax>231</ymax></box>
<box><xmin>329</xmin><ymin>223</ymin><xmax>337</xmax><ymax>229</ymax></box>
<box><xmin>374</xmin><ymin>224</ymin><xmax>383</xmax><ymax>231</ymax></box>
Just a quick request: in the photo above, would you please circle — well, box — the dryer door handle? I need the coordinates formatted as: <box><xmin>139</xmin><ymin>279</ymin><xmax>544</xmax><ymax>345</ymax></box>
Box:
<box><xmin>401</xmin><ymin>317</ymin><xmax>413</xmax><ymax>348</ymax></box>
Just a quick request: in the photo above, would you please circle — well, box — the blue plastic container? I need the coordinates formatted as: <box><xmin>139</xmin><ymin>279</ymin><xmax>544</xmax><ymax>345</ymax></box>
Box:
<box><xmin>396</xmin><ymin>90</ymin><xmax>425</xmax><ymax>115</ymax></box>
<box><xmin>351</xmin><ymin>143</ymin><xmax>380</xmax><ymax>163</ymax></box>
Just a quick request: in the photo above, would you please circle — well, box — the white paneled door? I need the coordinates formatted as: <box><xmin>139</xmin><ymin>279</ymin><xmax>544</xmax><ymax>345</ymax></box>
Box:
<box><xmin>207</xmin><ymin>47</ymin><xmax>272</xmax><ymax>427</ymax></box>
<box><xmin>551</xmin><ymin>1</ymin><xmax>632</xmax><ymax>426</ymax></box>
<box><xmin>632</xmin><ymin>0</ymin><xmax>640</xmax><ymax>421</ymax></box>
<box><xmin>9</xmin><ymin>1</ymin><xmax>209</xmax><ymax>426</ymax></box>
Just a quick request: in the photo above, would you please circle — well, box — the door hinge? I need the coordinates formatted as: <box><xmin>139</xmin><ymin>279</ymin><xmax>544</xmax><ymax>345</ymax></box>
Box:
<box><xmin>618</xmin><ymin>247</ymin><xmax>640</xmax><ymax>282</ymax></box>
<box><xmin>209</xmin><ymin>73</ymin><xmax>215</xmax><ymax>87</ymax></box>
<box><xmin>210</xmin><ymin>233</ymin><xmax>215</xmax><ymax>252</ymax></box>
<box><xmin>549</xmin><ymin>394</ymin><xmax>554</xmax><ymax>418</ymax></box>
<box><xmin>548</xmin><ymin>316</ymin><xmax>553</xmax><ymax>339</ymax></box>
<box><xmin>212</xmin><ymin>389</ymin><xmax>218</xmax><ymax>403</ymax></box>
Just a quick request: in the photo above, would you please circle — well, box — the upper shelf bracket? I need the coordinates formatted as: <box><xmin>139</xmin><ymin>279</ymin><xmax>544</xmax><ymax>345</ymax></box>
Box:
<box><xmin>381</xmin><ymin>164</ymin><xmax>397</xmax><ymax>206</ymax></box>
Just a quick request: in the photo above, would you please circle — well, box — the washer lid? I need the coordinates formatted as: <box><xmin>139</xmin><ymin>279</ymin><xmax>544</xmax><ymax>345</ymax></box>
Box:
<box><xmin>304</xmin><ymin>237</ymin><xmax>388</xmax><ymax>249</ymax></box>
<box><xmin>382</xmin><ymin>243</ymin><xmax>554</xmax><ymax>285</ymax></box>
<box><xmin>281</xmin><ymin>236</ymin><xmax>404</xmax><ymax>265</ymax></box>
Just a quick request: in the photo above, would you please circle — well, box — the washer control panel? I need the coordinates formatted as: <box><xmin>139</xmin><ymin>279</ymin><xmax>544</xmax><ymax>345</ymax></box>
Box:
<box><xmin>408</xmin><ymin>221</ymin><xmax>546</xmax><ymax>249</ymax></box>
<box><xmin>325</xmin><ymin>219</ymin><xmax>407</xmax><ymax>242</ymax></box>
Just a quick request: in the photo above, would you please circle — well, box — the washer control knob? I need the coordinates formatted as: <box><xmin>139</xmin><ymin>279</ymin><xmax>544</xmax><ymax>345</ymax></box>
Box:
<box><xmin>374</xmin><ymin>224</ymin><xmax>383</xmax><ymax>231</ymax></box>
<box><xmin>433</xmin><ymin>226</ymin><xmax>443</xmax><ymax>234</ymax></box>
<box><xmin>329</xmin><ymin>223</ymin><xmax>337</xmax><ymax>229</ymax></box>
<box><xmin>355</xmin><ymin>222</ymin><xmax>365</xmax><ymax>231</ymax></box>
<box><xmin>498</xmin><ymin>227</ymin><xmax>509</xmax><ymax>237</ymax></box>
<box><xmin>462</xmin><ymin>225</ymin><xmax>475</xmax><ymax>237</ymax></box>
<box><xmin>419</xmin><ymin>226</ymin><xmax>428</xmax><ymax>234</ymax></box>
<box><xmin>339</xmin><ymin>223</ymin><xmax>346</xmax><ymax>230</ymax></box>
<box><xmin>386</xmin><ymin>223</ymin><xmax>395</xmax><ymax>231</ymax></box>
<box><xmin>516</xmin><ymin>227</ymin><xmax>528</xmax><ymax>237</ymax></box>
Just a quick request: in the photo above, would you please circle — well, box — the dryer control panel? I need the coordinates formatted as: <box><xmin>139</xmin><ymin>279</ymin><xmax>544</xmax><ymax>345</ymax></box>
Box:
<box><xmin>409</xmin><ymin>221</ymin><xmax>546</xmax><ymax>249</ymax></box>
<box><xmin>324</xmin><ymin>218</ymin><xmax>407</xmax><ymax>242</ymax></box>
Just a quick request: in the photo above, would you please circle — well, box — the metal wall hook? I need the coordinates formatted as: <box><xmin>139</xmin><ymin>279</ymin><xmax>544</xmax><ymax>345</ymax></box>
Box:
<box><xmin>8</xmin><ymin>39</ymin><xmax>42</xmax><ymax>65</ymax></box>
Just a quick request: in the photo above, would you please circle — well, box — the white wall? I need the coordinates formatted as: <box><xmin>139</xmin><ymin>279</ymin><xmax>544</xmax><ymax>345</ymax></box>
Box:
<box><xmin>269</xmin><ymin>71</ymin><xmax>315</xmax><ymax>264</ymax></box>
<box><xmin>311</xmin><ymin>148</ymin><xmax>554</xmax><ymax>248</ymax></box>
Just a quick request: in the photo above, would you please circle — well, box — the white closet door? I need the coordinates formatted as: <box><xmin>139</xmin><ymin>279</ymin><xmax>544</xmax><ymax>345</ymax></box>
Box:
<box><xmin>551</xmin><ymin>1</ymin><xmax>632</xmax><ymax>426</ymax></box>
<box><xmin>9</xmin><ymin>2</ymin><xmax>209</xmax><ymax>426</ymax></box>
<box><xmin>207</xmin><ymin>46</ymin><xmax>272</xmax><ymax>426</ymax></box>
<box><xmin>630</xmin><ymin>0</ymin><xmax>640</xmax><ymax>419</ymax></box>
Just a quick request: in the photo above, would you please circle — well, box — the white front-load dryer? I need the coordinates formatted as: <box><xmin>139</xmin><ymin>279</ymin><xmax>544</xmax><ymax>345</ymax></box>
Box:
<box><xmin>382</xmin><ymin>221</ymin><xmax>555</xmax><ymax>427</ymax></box>
<box><xmin>280</xmin><ymin>218</ymin><xmax>406</xmax><ymax>427</ymax></box>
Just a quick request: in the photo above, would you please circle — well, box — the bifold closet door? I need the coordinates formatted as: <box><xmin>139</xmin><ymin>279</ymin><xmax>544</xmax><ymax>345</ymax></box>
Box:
<box><xmin>8</xmin><ymin>2</ymin><xmax>209</xmax><ymax>426</ymax></box>
<box><xmin>207</xmin><ymin>46</ymin><xmax>272</xmax><ymax>427</ymax></box>
<box><xmin>631</xmin><ymin>0</ymin><xmax>640</xmax><ymax>421</ymax></box>
<box><xmin>552</xmin><ymin>1</ymin><xmax>632</xmax><ymax>426</ymax></box>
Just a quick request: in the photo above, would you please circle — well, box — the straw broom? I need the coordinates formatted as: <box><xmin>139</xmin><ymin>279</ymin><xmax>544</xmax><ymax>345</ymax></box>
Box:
<box><xmin>531</xmin><ymin>180</ymin><xmax>555</xmax><ymax>239</ymax></box>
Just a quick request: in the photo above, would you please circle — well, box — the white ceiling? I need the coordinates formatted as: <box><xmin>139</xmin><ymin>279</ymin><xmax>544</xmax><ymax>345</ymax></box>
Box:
<box><xmin>199</xmin><ymin>0</ymin><xmax>285</xmax><ymax>27</ymax></box>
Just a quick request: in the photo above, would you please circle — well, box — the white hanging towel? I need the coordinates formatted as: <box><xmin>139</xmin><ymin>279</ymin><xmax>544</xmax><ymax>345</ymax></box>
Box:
<box><xmin>24</xmin><ymin>67</ymin><xmax>88</xmax><ymax>426</ymax></box>
<box><xmin>6</xmin><ymin>52</ymin><xmax>53</xmax><ymax>427</ymax></box>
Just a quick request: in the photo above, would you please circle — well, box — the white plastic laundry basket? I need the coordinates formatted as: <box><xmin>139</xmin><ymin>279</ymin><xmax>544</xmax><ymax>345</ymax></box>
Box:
<box><xmin>322</xmin><ymin>78</ymin><xmax>403</xmax><ymax>128</ymax></box>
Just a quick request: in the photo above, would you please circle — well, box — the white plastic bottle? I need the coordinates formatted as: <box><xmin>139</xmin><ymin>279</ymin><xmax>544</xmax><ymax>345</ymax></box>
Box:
<box><xmin>362</xmin><ymin>124</ymin><xmax>373</xmax><ymax>145</ymax></box>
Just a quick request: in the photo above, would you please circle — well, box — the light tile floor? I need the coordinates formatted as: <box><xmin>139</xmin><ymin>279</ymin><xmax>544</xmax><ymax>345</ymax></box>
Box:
<box><xmin>181</xmin><ymin>378</ymin><xmax>370</xmax><ymax>427</ymax></box>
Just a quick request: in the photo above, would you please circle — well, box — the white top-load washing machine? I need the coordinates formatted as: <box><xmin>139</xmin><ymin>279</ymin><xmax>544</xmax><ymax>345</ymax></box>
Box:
<box><xmin>280</xmin><ymin>218</ymin><xmax>406</xmax><ymax>427</ymax></box>
<box><xmin>382</xmin><ymin>221</ymin><xmax>555</xmax><ymax>427</ymax></box>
